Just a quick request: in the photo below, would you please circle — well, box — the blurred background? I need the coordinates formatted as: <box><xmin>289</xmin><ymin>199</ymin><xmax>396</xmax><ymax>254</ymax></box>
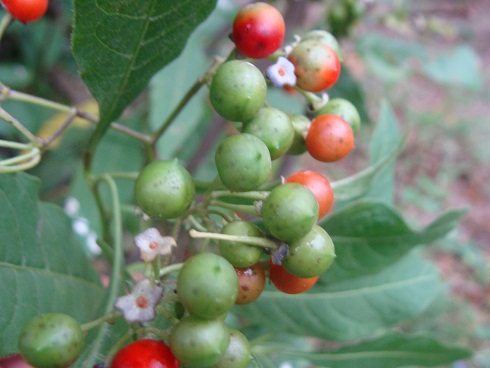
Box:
<box><xmin>0</xmin><ymin>0</ymin><xmax>488</xmax><ymax>366</ymax></box>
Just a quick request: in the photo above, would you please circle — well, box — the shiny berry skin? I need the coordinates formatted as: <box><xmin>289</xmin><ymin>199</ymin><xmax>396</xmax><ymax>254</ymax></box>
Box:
<box><xmin>111</xmin><ymin>339</ymin><xmax>179</xmax><ymax>368</ymax></box>
<box><xmin>213</xmin><ymin>329</ymin><xmax>252</xmax><ymax>368</ymax></box>
<box><xmin>302</xmin><ymin>30</ymin><xmax>342</xmax><ymax>60</ymax></box>
<box><xmin>215</xmin><ymin>133</ymin><xmax>271</xmax><ymax>192</ymax></box>
<box><xmin>288</xmin><ymin>39</ymin><xmax>341</xmax><ymax>92</ymax></box>
<box><xmin>232</xmin><ymin>2</ymin><xmax>285</xmax><ymax>59</ymax></box>
<box><xmin>269</xmin><ymin>259</ymin><xmax>319</xmax><ymax>294</ymax></box>
<box><xmin>17</xmin><ymin>313</ymin><xmax>83</xmax><ymax>368</ymax></box>
<box><xmin>219</xmin><ymin>221</ymin><xmax>264</xmax><ymax>268</ymax></box>
<box><xmin>234</xmin><ymin>262</ymin><xmax>266</xmax><ymax>305</ymax></box>
<box><xmin>2</xmin><ymin>0</ymin><xmax>48</xmax><ymax>23</ymax></box>
<box><xmin>262</xmin><ymin>183</ymin><xmax>318</xmax><ymax>243</ymax></box>
<box><xmin>285</xmin><ymin>170</ymin><xmax>334</xmax><ymax>218</ymax></box>
<box><xmin>282</xmin><ymin>225</ymin><xmax>336</xmax><ymax>278</ymax></box>
<box><xmin>306</xmin><ymin>114</ymin><xmax>354</xmax><ymax>162</ymax></box>
<box><xmin>135</xmin><ymin>160</ymin><xmax>195</xmax><ymax>219</ymax></box>
<box><xmin>210</xmin><ymin>60</ymin><xmax>267</xmax><ymax>122</ymax></box>
<box><xmin>242</xmin><ymin>107</ymin><xmax>294</xmax><ymax>160</ymax></box>
<box><xmin>316</xmin><ymin>98</ymin><xmax>361</xmax><ymax>135</ymax></box>
<box><xmin>170</xmin><ymin>315</ymin><xmax>230</xmax><ymax>368</ymax></box>
<box><xmin>177</xmin><ymin>253</ymin><xmax>238</xmax><ymax>319</ymax></box>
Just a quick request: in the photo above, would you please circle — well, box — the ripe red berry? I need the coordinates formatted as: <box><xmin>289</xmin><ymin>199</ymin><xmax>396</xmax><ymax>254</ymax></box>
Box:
<box><xmin>269</xmin><ymin>259</ymin><xmax>319</xmax><ymax>294</ymax></box>
<box><xmin>111</xmin><ymin>339</ymin><xmax>179</xmax><ymax>368</ymax></box>
<box><xmin>306</xmin><ymin>114</ymin><xmax>354</xmax><ymax>162</ymax></box>
<box><xmin>2</xmin><ymin>0</ymin><xmax>48</xmax><ymax>23</ymax></box>
<box><xmin>285</xmin><ymin>170</ymin><xmax>334</xmax><ymax>218</ymax></box>
<box><xmin>288</xmin><ymin>40</ymin><xmax>341</xmax><ymax>92</ymax></box>
<box><xmin>232</xmin><ymin>2</ymin><xmax>285</xmax><ymax>59</ymax></box>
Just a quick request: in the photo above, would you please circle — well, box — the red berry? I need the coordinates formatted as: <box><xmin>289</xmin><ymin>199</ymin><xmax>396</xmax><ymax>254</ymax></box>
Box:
<box><xmin>2</xmin><ymin>0</ymin><xmax>48</xmax><ymax>23</ymax></box>
<box><xmin>269</xmin><ymin>259</ymin><xmax>319</xmax><ymax>294</ymax></box>
<box><xmin>235</xmin><ymin>262</ymin><xmax>266</xmax><ymax>305</ymax></box>
<box><xmin>288</xmin><ymin>40</ymin><xmax>341</xmax><ymax>92</ymax></box>
<box><xmin>232</xmin><ymin>2</ymin><xmax>285</xmax><ymax>59</ymax></box>
<box><xmin>111</xmin><ymin>339</ymin><xmax>180</xmax><ymax>368</ymax></box>
<box><xmin>285</xmin><ymin>170</ymin><xmax>334</xmax><ymax>218</ymax></box>
<box><xmin>306</xmin><ymin>114</ymin><xmax>354</xmax><ymax>162</ymax></box>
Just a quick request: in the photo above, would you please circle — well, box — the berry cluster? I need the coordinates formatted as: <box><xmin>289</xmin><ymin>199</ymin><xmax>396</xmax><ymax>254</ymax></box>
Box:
<box><xmin>15</xmin><ymin>2</ymin><xmax>362</xmax><ymax>367</ymax></box>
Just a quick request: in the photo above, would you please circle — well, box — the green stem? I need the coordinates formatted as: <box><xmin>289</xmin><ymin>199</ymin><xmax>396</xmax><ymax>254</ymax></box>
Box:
<box><xmin>209</xmin><ymin>199</ymin><xmax>260</xmax><ymax>216</ymax></box>
<box><xmin>211</xmin><ymin>190</ymin><xmax>269</xmax><ymax>200</ymax></box>
<box><xmin>189</xmin><ymin>229</ymin><xmax>278</xmax><ymax>250</ymax></box>
<box><xmin>80</xmin><ymin>311</ymin><xmax>122</xmax><ymax>333</ymax></box>
<box><xmin>0</xmin><ymin>106</ymin><xmax>42</xmax><ymax>146</ymax></box>
<box><xmin>97</xmin><ymin>174</ymin><xmax>124</xmax><ymax>298</ymax></box>
<box><xmin>0</xmin><ymin>13</ymin><xmax>12</xmax><ymax>45</ymax></box>
<box><xmin>205</xmin><ymin>208</ymin><xmax>235</xmax><ymax>223</ymax></box>
<box><xmin>152</xmin><ymin>79</ymin><xmax>205</xmax><ymax>142</ymax></box>
<box><xmin>159</xmin><ymin>262</ymin><xmax>183</xmax><ymax>278</ymax></box>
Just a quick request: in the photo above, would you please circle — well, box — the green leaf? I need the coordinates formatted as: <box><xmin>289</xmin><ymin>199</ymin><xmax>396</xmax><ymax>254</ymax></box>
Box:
<box><xmin>422</xmin><ymin>45</ymin><xmax>482</xmax><ymax>90</ymax></box>
<box><xmin>322</xmin><ymin>200</ymin><xmax>464</xmax><ymax>283</ymax></box>
<box><xmin>72</xmin><ymin>0</ymin><xmax>217</xmax><ymax>148</ymax></box>
<box><xmin>356</xmin><ymin>33</ymin><xmax>426</xmax><ymax>83</ymax></box>
<box><xmin>149</xmin><ymin>7</ymin><xmax>226</xmax><ymax>158</ymax></box>
<box><xmin>331</xmin><ymin>103</ymin><xmax>405</xmax><ymax>202</ymax></box>
<box><xmin>263</xmin><ymin>333</ymin><xmax>471</xmax><ymax>367</ymax></box>
<box><xmin>234</xmin><ymin>253</ymin><xmax>443</xmax><ymax>342</ymax></box>
<box><xmin>363</xmin><ymin>101</ymin><xmax>401</xmax><ymax>203</ymax></box>
<box><xmin>0</xmin><ymin>173</ymin><xmax>104</xmax><ymax>357</ymax></box>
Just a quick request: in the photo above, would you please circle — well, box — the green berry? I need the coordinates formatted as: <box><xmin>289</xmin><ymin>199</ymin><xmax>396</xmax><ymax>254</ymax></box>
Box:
<box><xmin>17</xmin><ymin>313</ymin><xmax>83</xmax><ymax>368</ymax></box>
<box><xmin>242</xmin><ymin>107</ymin><xmax>294</xmax><ymax>160</ymax></box>
<box><xmin>135</xmin><ymin>159</ymin><xmax>195</xmax><ymax>219</ymax></box>
<box><xmin>287</xmin><ymin>114</ymin><xmax>310</xmax><ymax>155</ymax></box>
<box><xmin>219</xmin><ymin>220</ymin><xmax>264</xmax><ymax>268</ymax></box>
<box><xmin>170</xmin><ymin>315</ymin><xmax>230</xmax><ymax>368</ymax></box>
<box><xmin>316</xmin><ymin>98</ymin><xmax>361</xmax><ymax>135</ymax></box>
<box><xmin>210</xmin><ymin>60</ymin><xmax>267</xmax><ymax>122</ymax></box>
<box><xmin>282</xmin><ymin>225</ymin><xmax>336</xmax><ymax>278</ymax></box>
<box><xmin>262</xmin><ymin>183</ymin><xmax>318</xmax><ymax>242</ymax></box>
<box><xmin>215</xmin><ymin>133</ymin><xmax>271</xmax><ymax>192</ymax></box>
<box><xmin>177</xmin><ymin>253</ymin><xmax>238</xmax><ymax>319</ymax></box>
<box><xmin>213</xmin><ymin>328</ymin><xmax>252</xmax><ymax>368</ymax></box>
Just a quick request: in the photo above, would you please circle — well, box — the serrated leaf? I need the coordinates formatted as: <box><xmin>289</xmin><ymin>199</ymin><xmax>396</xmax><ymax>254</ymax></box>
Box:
<box><xmin>72</xmin><ymin>0</ymin><xmax>217</xmax><ymax>146</ymax></box>
<box><xmin>322</xmin><ymin>200</ymin><xmax>464</xmax><ymax>283</ymax></box>
<box><xmin>0</xmin><ymin>173</ymin><xmax>104</xmax><ymax>356</ymax></box>
<box><xmin>234</xmin><ymin>254</ymin><xmax>442</xmax><ymax>342</ymax></box>
<box><xmin>261</xmin><ymin>333</ymin><xmax>471</xmax><ymax>368</ymax></box>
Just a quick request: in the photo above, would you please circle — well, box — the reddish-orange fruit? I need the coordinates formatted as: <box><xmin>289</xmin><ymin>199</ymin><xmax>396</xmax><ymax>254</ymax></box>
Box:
<box><xmin>288</xmin><ymin>40</ymin><xmax>341</xmax><ymax>92</ymax></box>
<box><xmin>235</xmin><ymin>262</ymin><xmax>266</xmax><ymax>305</ymax></box>
<box><xmin>2</xmin><ymin>0</ymin><xmax>48</xmax><ymax>23</ymax></box>
<box><xmin>306</xmin><ymin>114</ymin><xmax>354</xmax><ymax>162</ymax></box>
<box><xmin>269</xmin><ymin>260</ymin><xmax>319</xmax><ymax>294</ymax></box>
<box><xmin>232</xmin><ymin>2</ymin><xmax>285</xmax><ymax>59</ymax></box>
<box><xmin>285</xmin><ymin>170</ymin><xmax>334</xmax><ymax>218</ymax></box>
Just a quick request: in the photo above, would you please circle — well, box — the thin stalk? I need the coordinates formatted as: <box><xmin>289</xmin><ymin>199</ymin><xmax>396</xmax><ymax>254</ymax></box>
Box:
<box><xmin>189</xmin><ymin>229</ymin><xmax>278</xmax><ymax>250</ymax></box>
<box><xmin>211</xmin><ymin>190</ymin><xmax>269</xmax><ymax>200</ymax></box>
<box><xmin>0</xmin><ymin>13</ymin><xmax>12</xmax><ymax>44</ymax></box>
<box><xmin>159</xmin><ymin>263</ymin><xmax>183</xmax><ymax>278</ymax></box>
<box><xmin>80</xmin><ymin>311</ymin><xmax>122</xmax><ymax>333</ymax></box>
<box><xmin>0</xmin><ymin>106</ymin><xmax>42</xmax><ymax>146</ymax></box>
<box><xmin>209</xmin><ymin>199</ymin><xmax>260</xmax><ymax>216</ymax></box>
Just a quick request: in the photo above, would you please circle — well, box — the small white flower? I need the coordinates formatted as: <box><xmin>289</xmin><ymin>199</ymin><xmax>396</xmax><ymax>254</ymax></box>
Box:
<box><xmin>134</xmin><ymin>228</ymin><xmax>176</xmax><ymax>263</ymax></box>
<box><xmin>114</xmin><ymin>279</ymin><xmax>163</xmax><ymax>323</ymax></box>
<box><xmin>266</xmin><ymin>56</ymin><xmax>297</xmax><ymax>88</ymax></box>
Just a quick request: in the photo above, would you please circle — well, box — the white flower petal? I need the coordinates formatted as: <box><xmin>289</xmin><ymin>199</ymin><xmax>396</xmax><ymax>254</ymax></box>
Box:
<box><xmin>134</xmin><ymin>228</ymin><xmax>177</xmax><ymax>262</ymax></box>
<box><xmin>114</xmin><ymin>279</ymin><xmax>163</xmax><ymax>323</ymax></box>
<box><xmin>266</xmin><ymin>57</ymin><xmax>297</xmax><ymax>88</ymax></box>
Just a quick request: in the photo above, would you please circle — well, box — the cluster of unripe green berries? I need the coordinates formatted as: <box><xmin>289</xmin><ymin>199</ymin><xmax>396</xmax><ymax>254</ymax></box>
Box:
<box><xmin>14</xmin><ymin>2</ymin><xmax>363</xmax><ymax>367</ymax></box>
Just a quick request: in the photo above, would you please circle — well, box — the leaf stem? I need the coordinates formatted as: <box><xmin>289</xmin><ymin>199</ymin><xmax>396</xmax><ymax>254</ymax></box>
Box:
<box><xmin>80</xmin><ymin>311</ymin><xmax>122</xmax><ymax>333</ymax></box>
<box><xmin>211</xmin><ymin>190</ymin><xmax>269</xmax><ymax>200</ymax></box>
<box><xmin>0</xmin><ymin>13</ymin><xmax>12</xmax><ymax>46</ymax></box>
<box><xmin>189</xmin><ymin>229</ymin><xmax>278</xmax><ymax>250</ymax></box>
<box><xmin>159</xmin><ymin>262</ymin><xmax>183</xmax><ymax>278</ymax></box>
<box><xmin>209</xmin><ymin>199</ymin><xmax>260</xmax><ymax>216</ymax></box>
